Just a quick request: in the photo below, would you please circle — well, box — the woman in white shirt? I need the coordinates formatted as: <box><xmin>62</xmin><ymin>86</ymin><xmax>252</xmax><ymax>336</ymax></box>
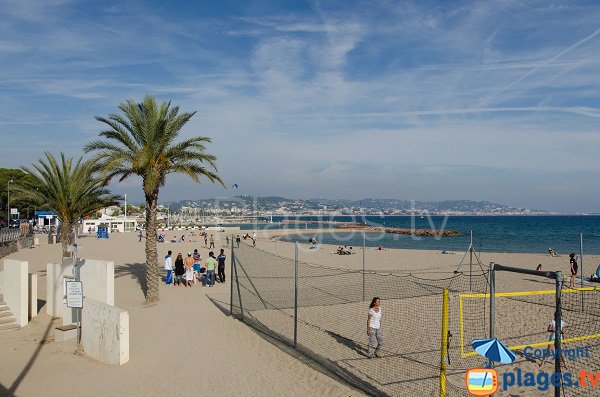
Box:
<box><xmin>539</xmin><ymin>313</ymin><xmax>566</xmax><ymax>368</ymax></box>
<box><xmin>367</xmin><ymin>297</ymin><xmax>383</xmax><ymax>358</ymax></box>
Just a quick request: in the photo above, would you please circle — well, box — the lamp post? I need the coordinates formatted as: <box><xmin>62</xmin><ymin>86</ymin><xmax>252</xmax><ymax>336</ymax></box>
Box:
<box><xmin>7</xmin><ymin>179</ymin><xmax>13</xmax><ymax>226</ymax></box>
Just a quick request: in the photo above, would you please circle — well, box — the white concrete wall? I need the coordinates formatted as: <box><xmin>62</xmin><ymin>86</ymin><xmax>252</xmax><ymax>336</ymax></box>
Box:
<box><xmin>46</xmin><ymin>259</ymin><xmax>75</xmax><ymax>325</ymax></box>
<box><xmin>82</xmin><ymin>298</ymin><xmax>129</xmax><ymax>365</ymax></box>
<box><xmin>79</xmin><ymin>259</ymin><xmax>114</xmax><ymax>306</ymax></box>
<box><xmin>3</xmin><ymin>259</ymin><xmax>28</xmax><ymax>327</ymax></box>
<box><xmin>28</xmin><ymin>273</ymin><xmax>37</xmax><ymax>320</ymax></box>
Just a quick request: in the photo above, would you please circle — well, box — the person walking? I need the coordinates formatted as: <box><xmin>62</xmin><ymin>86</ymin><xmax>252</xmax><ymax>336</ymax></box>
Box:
<box><xmin>174</xmin><ymin>253</ymin><xmax>185</xmax><ymax>287</ymax></box>
<box><xmin>138</xmin><ymin>229</ymin><xmax>143</xmax><ymax>242</ymax></box>
<box><xmin>539</xmin><ymin>313</ymin><xmax>567</xmax><ymax>368</ymax></box>
<box><xmin>164</xmin><ymin>250</ymin><xmax>173</xmax><ymax>286</ymax></box>
<box><xmin>184</xmin><ymin>252</ymin><xmax>195</xmax><ymax>287</ymax></box>
<box><xmin>236</xmin><ymin>235</ymin><xmax>241</xmax><ymax>248</ymax></box>
<box><xmin>252</xmin><ymin>232</ymin><xmax>257</xmax><ymax>247</ymax></box>
<box><xmin>209</xmin><ymin>234</ymin><xmax>215</xmax><ymax>249</ymax></box>
<box><xmin>217</xmin><ymin>248</ymin><xmax>226</xmax><ymax>283</ymax></box>
<box><xmin>569</xmin><ymin>253</ymin><xmax>578</xmax><ymax>289</ymax></box>
<box><xmin>226</xmin><ymin>235</ymin><xmax>230</xmax><ymax>248</ymax></box>
<box><xmin>204</xmin><ymin>251</ymin><xmax>216</xmax><ymax>287</ymax></box>
<box><xmin>367</xmin><ymin>297</ymin><xmax>383</xmax><ymax>358</ymax></box>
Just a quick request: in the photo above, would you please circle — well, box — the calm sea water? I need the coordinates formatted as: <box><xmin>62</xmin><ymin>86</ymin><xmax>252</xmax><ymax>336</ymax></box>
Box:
<box><xmin>259</xmin><ymin>216</ymin><xmax>600</xmax><ymax>254</ymax></box>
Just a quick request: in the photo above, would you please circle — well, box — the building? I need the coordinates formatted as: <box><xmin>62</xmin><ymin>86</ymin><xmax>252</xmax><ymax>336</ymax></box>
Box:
<box><xmin>34</xmin><ymin>211</ymin><xmax>59</xmax><ymax>227</ymax></box>
<box><xmin>82</xmin><ymin>214</ymin><xmax>140</xmax><ymax>234</ymax></box>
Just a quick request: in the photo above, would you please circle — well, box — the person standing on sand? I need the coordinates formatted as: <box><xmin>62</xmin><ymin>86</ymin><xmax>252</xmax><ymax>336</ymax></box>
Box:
<box><xmin>174</xmin><ymin>253</ymin><xmax>185</xmax><ymax>286</ymax></box>
<box><xmin>569</xmin><ymin>253</ymin><xmax>578</xmax><ymax>288</ymax></box>
<box><xmin>205</xmin><ymin>251</ymin><xmax>216</xmax><ymax>287</ymax></box>
<box><xmin>184</xmin><ymin>252</ymin><xmax>195</xmax><ymax>287</ymax></box>
<box><xmin>164</xmin><ymin>250</ymin><xmax>173</xmax><ymax>286</ymax></box>
<box><xmin>539</xmin><ymin>314</ymin><xmax>567</xmax><ymax>368</ymax></box>
<box><xmin>367</xmin><ymin>297</ymin><xmax>383</xmax><ymax>358</ymax></box>
<box><xmin>236</xmin><ymin>235</ymin><xmax>241</xmax><ymax>248</ymax></box>
<box><xmin>226</xmin><ymin>235</ymin><xmax>230</xmax><ymax>248</ymax></box>
<box><xmin>204</xmin><ymin>234</ymin><xmax>208</xmax><ymax>248</ymax></box>
<box><xmin>138</xmin><ymin>229</ymin><xmax>143</xmax><ymax>242</ymax></box>
<box><xmin>209</xmin><ymin>234</ymin><xmax>215</xmax><ymax>249</ymax></box>
<box><xmin>217</xmin><ymin>248</ymin><xmax>226</xmax><ymax>283</ymax></box>
<box><xmin>193</xmin><ymin>249</ymin><xmax>202</xmax><ymax>280</ymax></box>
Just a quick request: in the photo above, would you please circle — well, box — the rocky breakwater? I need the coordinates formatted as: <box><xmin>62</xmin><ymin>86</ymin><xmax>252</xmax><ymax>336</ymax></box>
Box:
<box><xmin>281</xmin><ymin>220</ymin><xmax>461</xmax><ymax>237</ymax></box>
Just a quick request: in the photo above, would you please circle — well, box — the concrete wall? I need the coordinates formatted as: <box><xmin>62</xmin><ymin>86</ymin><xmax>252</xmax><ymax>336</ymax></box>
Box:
<box><xmin>46</xmin><ymin>259</ymin><xmax>75</xmax><ymax>324</ymax></box>
<box><xmin>3</xmin><ymin>259</ymin><xmax>28</xmax><ymax>327</ymax></box>
<box><xmin>28</xmin><ymin>273</ymin><xmax>37</xmax><ymax>320</ymax></box>
<box><xmin>79</xmin><ymin>259</ymin><xmax>114</xmax><ymax>306</ymax></box>
<box><xmin>82</xmin><ymin>298</ymin><xmax>129</xmax><ymax>365</ymax></box>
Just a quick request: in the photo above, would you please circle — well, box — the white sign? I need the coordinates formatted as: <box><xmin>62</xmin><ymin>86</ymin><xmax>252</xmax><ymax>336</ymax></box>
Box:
<box><xmin>10</xmin><ymin>208</ymin><xmax>17</xmax><ymax>214</ymax></box>
<box><xmin>66</xmin><ymin>281</ymin><xmax>83</xmax><ymax>308</ymax></box>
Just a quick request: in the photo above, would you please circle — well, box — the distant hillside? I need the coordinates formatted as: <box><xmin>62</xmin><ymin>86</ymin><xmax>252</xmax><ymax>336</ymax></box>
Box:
<box><xmin>163</xmin><ymin>196</ymin><xmax>546</xmax><ymax>215</ymax></box>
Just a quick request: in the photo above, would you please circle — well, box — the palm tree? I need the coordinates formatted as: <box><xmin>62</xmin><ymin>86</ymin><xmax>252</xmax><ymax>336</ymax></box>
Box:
<box><xmin>85</xmin><ymin>96</ymin><xmax>224</xmax><ymax>303</ymax></box>
<box><xmin>17</xmin><ymin>152</ymin><xmax>120</xmax><ymax>258</ymax></box>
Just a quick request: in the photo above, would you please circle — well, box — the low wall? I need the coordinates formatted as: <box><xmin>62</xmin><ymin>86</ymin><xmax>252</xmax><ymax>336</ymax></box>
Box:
<box><xmin>79</xmin><ymin>259</ymin><xmax>114</xmax><ymax>306</ymax></box>
<box><xmin>0</xmin><ymin>240</ymin><xmax>19</xmax><ymax>260</ymax></box>
<box><xmin>82</xmin><ymin>298</ymin><xmax>129</xmax><ymax>365</ymax></box>
<box><xmin>3</xmin><ymin>259</ymin><xmax>28</xmax><ymax>327</ymax></box>
<box><xmin>46</xmin><ymin>259</ymin><xmax>75</xmax><ymax>325</ymax></box>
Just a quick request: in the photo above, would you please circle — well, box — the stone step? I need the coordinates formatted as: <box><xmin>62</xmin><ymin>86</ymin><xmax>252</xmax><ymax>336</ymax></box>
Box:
<box><xmin>0</xmin><ymin>316</ymin><xmax>17</xmax><ymax>325</ymax></box>
<box><xmin>0</xmin><ymin>305</ymin><xmax>9</xmax><ymax>312</ymax></box>
<box><xmin>0</xmin><ymin>322</ymin><xmax>19</xmax><ymax>332</ymax></box>
<box><xmin>0</xmin><ymin>310</ymin><xmax>13</xmax><ymax>318</ymax></box>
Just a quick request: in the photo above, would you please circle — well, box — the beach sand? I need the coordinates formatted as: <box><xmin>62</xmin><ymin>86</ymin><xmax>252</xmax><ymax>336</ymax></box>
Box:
<box><xmin>0</xmin><ymin>229</ymin><xmax>597</xmax><ymax>396</ymax></box>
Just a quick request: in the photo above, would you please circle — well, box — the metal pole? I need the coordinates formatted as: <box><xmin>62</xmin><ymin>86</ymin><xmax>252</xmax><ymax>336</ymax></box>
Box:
<box><xmin>469</xmin><ymin>231</ymin><xmax>473</xmax><ymax>290</ymax></box>
<box><xmin>362</xmin><ymin>232</ymin><xmax>366</xmax><ymax>301</ymax></box>
<box><xmin>294</xmin><ymin>241</ymin><xmax>299</xmax><ymax>349</ymax></box>
<box><xmin>555</xmin><ymin>271</ymin><xmax>562</xmax><ymax>397</ymax></box>
<box><xmin>233</xmin><ymin>255</ymin><xmax>243</xmax><ymax>320</ymax></box>
<box><xmin>439</xmin><ymin>289</ymin><xmax>449</xmax><ymax>397</ymax></box>
<box><xmin>581</xmin><ymin>233</ymin><xmax>585</xmax><ymax>313</ymax></box>
<box><xmin>489</xmin><ymin>262</ymin><xmax>495</xmax><ymax>368</ymax></box>
<box><xmin>230</xmin><ymin>235</ymin><xmax>234</xmax><ymax>315</ymax></box>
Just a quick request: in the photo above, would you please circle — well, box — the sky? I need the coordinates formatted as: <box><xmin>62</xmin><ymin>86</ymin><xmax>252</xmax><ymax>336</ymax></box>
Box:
<box><xmin>0</xmin><ymin>0</ymin><xmax>599</xmax><ymax>212</ymax></box>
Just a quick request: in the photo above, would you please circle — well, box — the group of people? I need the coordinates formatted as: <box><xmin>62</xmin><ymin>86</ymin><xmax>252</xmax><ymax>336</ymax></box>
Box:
<box><xmin>164</xmin><ymin>248</ymin><xmax>226</xmax><ymax>287</ymax></box>
<box><xmin>335</xmin><ymin>246</ymin><xmax>353</xmax><ymax>255</ymax></box>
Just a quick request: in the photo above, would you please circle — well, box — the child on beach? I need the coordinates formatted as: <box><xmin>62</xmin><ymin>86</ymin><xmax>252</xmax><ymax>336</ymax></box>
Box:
<box><xmin>367</xmin><ymin>297</ymin><xmax>383</xmax><ymax>358</ymax></box>
<box><xmin>539</xmin><ymin>314</ymin><xmax>567</xmax><ymax>368</ymax></box>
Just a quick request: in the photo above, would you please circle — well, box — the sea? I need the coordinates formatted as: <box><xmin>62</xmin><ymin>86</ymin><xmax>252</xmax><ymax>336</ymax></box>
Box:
<box><xmin>245</xmin><ymin>215</ymin><xmax>600</xmax><ymax>255</ymax></box>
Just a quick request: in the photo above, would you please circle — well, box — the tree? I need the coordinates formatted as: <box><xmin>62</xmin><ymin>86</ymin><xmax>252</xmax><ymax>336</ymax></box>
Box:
<box><xmin>17</xmin><ymin>152</ymin><xmax>120</xmax><ymax>258</ymax></box>
<box><xmin>0</xmin><ymin>168</ymin><xmax>38</xmax><ymax>223</ymax></box>
<box><xmin>85</xmin><ymin>96</ymin><xmax>224</xmax><ymax>303</ymax></box>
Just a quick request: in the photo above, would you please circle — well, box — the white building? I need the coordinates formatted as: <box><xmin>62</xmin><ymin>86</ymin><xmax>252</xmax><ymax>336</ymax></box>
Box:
<box><xmin>82</xmin><ymin>214</ymin><xmax>140</xmax><ymax>234</ymax></box>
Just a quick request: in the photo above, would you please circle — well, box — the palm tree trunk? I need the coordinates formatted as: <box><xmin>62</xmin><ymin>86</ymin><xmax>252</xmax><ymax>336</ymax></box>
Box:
<box><xmin>61</xmin><ymin>221</ymin><xmax>71</xmax><ymax>258</ymax></box>
<box><xmin>145</xmin><ymin>193</ymin><xmax>160</xmax><ymax>303</ymax></box>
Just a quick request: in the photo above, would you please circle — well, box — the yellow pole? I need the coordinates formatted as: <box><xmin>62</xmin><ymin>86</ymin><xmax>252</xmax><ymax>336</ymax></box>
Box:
<box><xmin>440</xmin><ymin>288</ymin><xmax>449</xmax><ymax>397</ymax></box>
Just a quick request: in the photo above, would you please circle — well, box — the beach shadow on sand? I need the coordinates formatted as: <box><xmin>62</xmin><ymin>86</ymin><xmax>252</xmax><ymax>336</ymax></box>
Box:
<box><xmin>206</xmin><ymin>295</ymin><xmax>232</xmax><ymax>316</ymax></box>
<box><xmin>325</xmin><ymin>330</ymin><xmax>368</xmax><ymax>357</ymax></box>
<box><xmin>114</xmin><ymin>263</ymin><xmax>148</xmax><ymax>298</ymax></box>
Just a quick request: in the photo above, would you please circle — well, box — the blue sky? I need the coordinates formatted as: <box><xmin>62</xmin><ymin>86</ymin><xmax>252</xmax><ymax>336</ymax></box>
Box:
<box><xmin>0</xmin><ymin>0</ymin><xmax>599</xmax><ymax>212</ymax></box>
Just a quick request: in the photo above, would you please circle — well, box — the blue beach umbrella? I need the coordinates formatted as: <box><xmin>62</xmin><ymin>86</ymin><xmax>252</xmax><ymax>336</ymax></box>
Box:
<box><xmin>471</xmin><ymin>338</ymin><xmax>516</xmax><ymax>364</ymax></box>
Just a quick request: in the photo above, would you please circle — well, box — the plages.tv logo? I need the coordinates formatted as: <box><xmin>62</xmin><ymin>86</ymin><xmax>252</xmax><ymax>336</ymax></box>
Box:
<box><xmin>466</xmin><ymin>368</ymin><xmax>498</xmax><ymax>395</ymax></box>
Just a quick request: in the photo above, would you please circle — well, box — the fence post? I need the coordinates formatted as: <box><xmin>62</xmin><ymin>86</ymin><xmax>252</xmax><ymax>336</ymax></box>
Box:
<box><xmin>489</xmin><ymin>262</ymin><xmax>495</xmax><ymax>369</ymax></box>
<box><xmin>230</xmin><ymin>234</ymin><xmax>234</xmax><ymax>316</ymax></box>
<box><xmin>233</xmin><ymin>254</ymin><xmax>244</xmax><ymax>320</ymax></box>
<box><xmin>554</xmin><ymin>271</ymin><xmax>563</xmax><ymax>397</ymax></box>
<box><xmin>439</xmin><ymin>289</ymin><xmax>449</xmax><ymax>397</ymax></box>
<box><xmin>294</xmin><ymin>241</ymin><xmax>299</xmax><ymax>349</ymax></box>
<box><xmin>362</xmin><ymin>232</ymin><xmax>366</xmax><ymax>302</ymax></box>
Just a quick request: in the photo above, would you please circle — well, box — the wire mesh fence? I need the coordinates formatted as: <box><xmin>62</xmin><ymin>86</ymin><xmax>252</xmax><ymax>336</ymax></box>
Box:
<box><xmin>231</xmin><ymin>242</ymin><xmax>489</xmax><ymax>396</ymax></box>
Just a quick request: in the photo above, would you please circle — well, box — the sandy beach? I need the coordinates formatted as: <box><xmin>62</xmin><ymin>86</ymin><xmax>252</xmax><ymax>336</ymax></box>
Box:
<box><xmin>0</xmin><ymin>229</ymin><xmax>597</xmax><ymax>396</ymax></box>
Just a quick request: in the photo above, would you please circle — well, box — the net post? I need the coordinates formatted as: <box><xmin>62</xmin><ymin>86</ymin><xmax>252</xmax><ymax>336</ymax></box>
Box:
<box><xmin>229</xmin><ymin>234</ymin><xmax>234</xmax><ymax>316</ymax></box>
<box><xmin>469</xmin><ymin>231</ymin><xmax>473</xmax><ymax>291</ymax></box>
<box><xmin>362</xmin><ymin>232</ymin><xmax>366</xmax><ymax>302</ymax></box>
<box><xmin>580</xmin><ymin>233</ymin><xmax>585</xmax><ymax>312</ymax></box>
<box><xmin>555</xmin><ymin>271</ymin><xmax>562</xmax><ymax>397</ymax></box>
<box><xmin>233</xmin><ymin>252</ymin><xmax>244</xmax><ymax>320</ymax></box>
<box><xmin>489</xmin><ymin>262</ymin><xmax>496</xmax><ymax>368</ymax></box>
<box><xmin>439</xmin><ymin>288</ymin><xmax>449</xmax><ymax>397</ymax></box>
<box><xmin>294</xmin><ymin>241</ymin><xmax>299</xmax><ymax>349</ymax></box>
